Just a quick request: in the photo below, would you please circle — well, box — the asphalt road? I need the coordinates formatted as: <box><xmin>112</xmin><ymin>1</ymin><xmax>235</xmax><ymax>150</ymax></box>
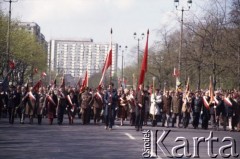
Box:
<box><xmin>0</xmin><ymin>117</ymin><xmax>240</xmax><ymax>159</ymax></box>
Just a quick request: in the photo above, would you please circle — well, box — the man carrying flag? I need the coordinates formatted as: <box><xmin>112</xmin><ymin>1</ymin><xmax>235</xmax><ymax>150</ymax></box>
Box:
<box><xmin>135</xmin><ymin>29</ymin><xmax>149</xmax><ymax>131</ymax></box>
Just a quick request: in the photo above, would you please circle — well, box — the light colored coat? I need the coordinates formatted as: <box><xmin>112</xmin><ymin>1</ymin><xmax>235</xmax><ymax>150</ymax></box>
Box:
<box><xmin>150</xmin><ymin>93</ymin><xmax>160</xmax><ymax>115</ymax></box>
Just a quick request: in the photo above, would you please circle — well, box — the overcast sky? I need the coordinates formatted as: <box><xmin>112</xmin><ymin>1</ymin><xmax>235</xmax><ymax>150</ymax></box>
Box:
<box><xmin>1</xmin><ymin>0</ymin><xmax>207</xmax><ymax>67</ymax></box>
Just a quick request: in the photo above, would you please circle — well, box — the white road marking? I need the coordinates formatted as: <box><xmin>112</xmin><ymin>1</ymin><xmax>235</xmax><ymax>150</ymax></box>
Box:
<box><xmin>115</xmin><ymin>125</ymin><xmax>119</xmax><ymax>128</ymax></box>
<box><xmin>124</xmin><ymin>133</ymin><xmax>135</xmax><ymax>140</ymax></box>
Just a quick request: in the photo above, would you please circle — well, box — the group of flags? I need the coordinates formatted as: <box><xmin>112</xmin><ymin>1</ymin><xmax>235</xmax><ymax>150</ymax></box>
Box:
<box><xmin>2</xmin><ymin>28</ymin><xmax>151</xmax><ymax>93</ymax></box>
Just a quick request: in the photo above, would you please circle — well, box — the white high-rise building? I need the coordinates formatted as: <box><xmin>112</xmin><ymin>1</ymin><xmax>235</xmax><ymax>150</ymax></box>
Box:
<box><xmin>48</xmin><ymin>39</ymin><xmax>118</xmax><ymax>78</ymax></box>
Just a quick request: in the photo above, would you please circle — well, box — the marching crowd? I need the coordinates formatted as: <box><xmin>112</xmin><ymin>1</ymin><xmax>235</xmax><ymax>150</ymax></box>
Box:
<box><xmin>0</xmin><ymin>82</ymin><xmax>240</xmax><ymax>132</ymax></box>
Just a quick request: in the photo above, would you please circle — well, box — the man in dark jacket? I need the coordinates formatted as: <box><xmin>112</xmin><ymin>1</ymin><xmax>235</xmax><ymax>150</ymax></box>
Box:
<box><xmin>104</xmin><ymin>83</ymin><xmax>118</xmax><ymax>130</ymax></box>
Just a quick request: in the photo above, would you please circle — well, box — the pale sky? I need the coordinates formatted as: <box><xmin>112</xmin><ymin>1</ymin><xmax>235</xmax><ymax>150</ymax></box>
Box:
<box><xmin>1</xmin><ymin>0</ymin><xmax>206</xmax><ymax>67</ymax></box>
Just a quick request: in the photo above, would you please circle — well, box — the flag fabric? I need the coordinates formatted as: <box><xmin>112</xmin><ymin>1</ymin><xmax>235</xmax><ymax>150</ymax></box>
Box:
<box><xmin>98</xmin><ymin>28</ymin><xmax>113</xmax><ymax>88</ymax></box>
<box><xmin>101</xmin><ymin>50</ymin><xmax>112</xmax><ymax>73</ymax></box>
<box><xmin>33</xmin><ymin>80</ymin><xmax>42</xmax><ymax>92</ymax></box>
<box><xmin>138</xmin><ymin>29</ymin><xmax>149</xmax><ymax>88</ymax></box>
<box><xmin>9</xmin><ymin>60</ymin><xmax>15</xmax><ymax>70</ymax></box>
<box><xmin>80</xmin><ymin>70</ymin><xmax>88</xmax><ymax>92</ymax></box>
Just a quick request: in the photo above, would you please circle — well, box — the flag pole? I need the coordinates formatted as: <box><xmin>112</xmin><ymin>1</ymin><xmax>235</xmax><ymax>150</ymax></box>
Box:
<box><xmin>109</xmin><ymin>28</ymin><xmax>113</xmax><ymax>85</ymax></box>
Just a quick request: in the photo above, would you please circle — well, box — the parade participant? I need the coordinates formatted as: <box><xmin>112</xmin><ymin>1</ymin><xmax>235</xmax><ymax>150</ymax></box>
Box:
<box><xmin>127</xmin><ymin>88</ymin><xmax>136</xmax><ymax>126</ymax></box>
<box><xmin>150</xmin><ymin>89</ymin><xmax>161</xmax><ymax>127</ymax></box>
<box><xmin>0</xmin><ymin>85</ymin><xmax>6</xmax><ymax>119</ymax></box>
<box><xmin>24</xmin><ymin>87</ymin><xmax>36</xmax><ymax>124</ymax></box>
<box><xmin>15</xmin><ymin>86</ymin><xmax>22</xmax><ymax>120</ymax></box>
<box><xmin>223</xmin><ymin>92</ymin><xmax>235</xmax><ymax>131</ymax></box>
<box><xmin>192</xmin><ymin>91</ymin><xmax>203</xmax><ymax>129</ymax></box>
<box><xmin>119</xmin><ymin>89</ymin><xmax>128</xmax><ymax>126</ymax></box>
<box><xmin>92</xmin><ymin>88</ymin><xmax>104</xmax><ymax>124</ymax></box>
<box><xmin>66</xmin><ymin>89</ymin><xmax>78</xmax><ymax>124</ymax></box>
<box><xmin>213</xmin><ymin>91</ymin><xmax>225</xmax><ymax>130</ymax></box>
<box><xmin>87</xmin><ymin>88</ymin><xmax>93</xmax><ymax>124</ymax></box>
<box><xmin>20</xmin><ymin>86</ymin><xmax>27</xmax><ymax>124</ymax></box>
<box><xmin>7</xmin><ymin>85</ymin><xmax>17</xmax><ymax>124</ymax></box>
<box><xmin>162</xmin><ymin>90</ymin><xmax>172</xmax><ymax>128</ymax></box>
<box><xmin>182</xmin><ymin>92</ymin><xmax>193</xmax><ymax>128</ymax></box>
<box><xmin>45</xmin><ymin>89</ymin><xmax>58</xmax><ymax>125</ymax></box>
<box><xmin>104</xmin><ymin>83</ymin><xmax>118</xmax><ymax>130</ymax></box>
<box><xmin>135</xmin><ymin>84</ymin><xmax>146</xmax><ymax>131</ymax></box>
<box><xmin>234</xmin><ymin>92</ymin><xmax>240</xmax><ymax>132</ymax></box>
<box><xmin>57</xmin><ymin>87</ymin><xmax>67</xmax><ymax>125</ymax></box>
<box><xmin>37</xmin><ymin>87</ymin><xmax>46</xmax><ymax>125</ymax></box>
<box><xmin>171</xmin><ymin>91</ymin><xmax>183</xmax><ymax>128</ymax></box>
<box><xmin>143</xmin><ymin>88</ymin><xmax>150</xmax><ymax>126</ymax></box>
<box><xmin>202</xmin><ymin>91</ymin><xmax>212</xmax><ymax>130</ymax></box>
<box><xmin>80</xmin><ymin>87</ymin><xmax>92</xmax><ymax>125</ymax></box>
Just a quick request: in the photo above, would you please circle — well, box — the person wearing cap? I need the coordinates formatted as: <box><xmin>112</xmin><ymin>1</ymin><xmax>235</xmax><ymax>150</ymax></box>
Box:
<box><xmin>171</xmin><ymin>91</ymin><xmax>183</xmax><ymax>128</ymax></box>
<box><xmin>79</xmin><ymin>87</ymin><xmax>92</xmax><ymax>125</ymax></box>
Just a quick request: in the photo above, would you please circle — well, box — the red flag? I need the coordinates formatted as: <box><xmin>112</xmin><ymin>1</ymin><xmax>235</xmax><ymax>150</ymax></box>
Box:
<box><xmin>138</xmin><ymin>29</ymin><xmax>149</xmax><ymax>88</ymax></box>
<box><xmin>102</xmin><ymin>50</ymin><xmax>112</xmax><ymax>73</ymax></box>
<box><xmin>98</xmin><ymin>28</ymin><xmax>113</xmax><ymax>88</ymax></box>
<box><xmin>33</xmin><ymin>80</ymin><xmax>42</xmax><ymax>92</ymax></box>
<box><xmin>9</xmin><ymin>60</ymin><xmax>15</xmax><ymax>70</ymax></box>
<box><xmin>80</xmin><ymin>70</ymin><xmax>88</xmax><ymax>92</ymax></box>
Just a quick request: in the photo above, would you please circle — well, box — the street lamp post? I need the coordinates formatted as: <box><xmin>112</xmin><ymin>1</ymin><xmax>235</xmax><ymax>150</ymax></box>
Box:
<box><xmin>4</xmin><ymin>0</ymin><xmax>18</xmax><ymax>73</ymax></box>
<box><xmin>119</xmin><ymin>45</ymin><xmax>127</xmax><ymax>88</ymax></box>
<box><xmin>174</xmin><ymin>0</ymin><xmax>192</xmax><ymax>83</ymax></box>
<box><xmin>133</xmin><ymin>32</ymin><xmax>145</xmax><ymax>69</ymax></box>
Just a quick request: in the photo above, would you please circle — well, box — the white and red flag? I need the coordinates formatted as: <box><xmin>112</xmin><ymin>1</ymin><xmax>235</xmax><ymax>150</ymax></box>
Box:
<box><xmin>98</xmin><ymin>28</ymin><xmax>113</xmax><ymax>89</ymax></box>
<box><xmin>80</xmin><ymin>70</ymin><xmax>88</xmax><ymax>92</ymax></box>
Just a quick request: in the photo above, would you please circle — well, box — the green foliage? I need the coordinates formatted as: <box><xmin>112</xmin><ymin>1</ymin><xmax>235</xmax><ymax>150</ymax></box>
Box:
<box><xmin>0</xmin><ymin>12</ymin><xmax>47</xmax><ymax>85</ymax></box>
